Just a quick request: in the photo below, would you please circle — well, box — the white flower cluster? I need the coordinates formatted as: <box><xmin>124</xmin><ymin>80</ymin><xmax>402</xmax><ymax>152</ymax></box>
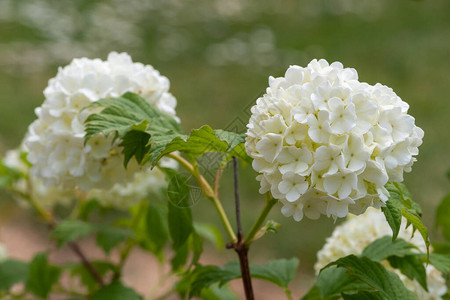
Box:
<box><xmin>315</xmin><ymin>209</ymin><xmax>447</xmax><ymax>299</ymax></box>
<box><xmin>3</xmin><ymin>148</ymin><xmax>173</xmax><ymax>210</ymax></box>
<box><xmin>246</xmin><ymin>59</ymin><xmax>423</xmax><ymax>221</ymax></box>
<box><xmin>24</xmin><ymin>52</ymin><xmax>178</xmax><ymax>191</ymax></box>
<box><xmin>3</xmin><ymin>149</ymin><xmax>74</xmax><ymax>209</ymax></box>
<box><xmin>86</xmin><ymin>158</ymin><xmax>177</xmax><ymax>208</ymax></box>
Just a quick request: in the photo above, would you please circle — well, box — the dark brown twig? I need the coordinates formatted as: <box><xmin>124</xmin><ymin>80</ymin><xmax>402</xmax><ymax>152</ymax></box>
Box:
<box><xmin>231</xmin><ymin>157</ymin><xmax>254</xmax><ymax>300</ymax></box>
<box><xmin>68</xmin><ymin>242</ymin><xmax>105</xmax><ymax>286</ymax></box>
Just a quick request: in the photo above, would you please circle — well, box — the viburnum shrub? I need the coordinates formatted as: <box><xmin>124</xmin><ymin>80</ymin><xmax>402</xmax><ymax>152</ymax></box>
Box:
<box><xmin>0</xmin><ymin>53</ymin><xmax>449</xmax><ymax>300</ymax></box>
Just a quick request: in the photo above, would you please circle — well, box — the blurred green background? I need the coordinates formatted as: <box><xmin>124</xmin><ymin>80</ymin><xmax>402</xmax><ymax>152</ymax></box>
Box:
<box><xmin>0</xmin><ymin>0</ymin><xmax>449</xmax><ymax>287</ymax></box>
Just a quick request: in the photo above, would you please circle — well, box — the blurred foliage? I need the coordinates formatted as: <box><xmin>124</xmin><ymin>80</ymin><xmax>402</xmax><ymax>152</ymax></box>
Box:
<box><xmin>0</xmin><ymin>0</ymin><xmax>449</xmax><ymax>276</ymax></box>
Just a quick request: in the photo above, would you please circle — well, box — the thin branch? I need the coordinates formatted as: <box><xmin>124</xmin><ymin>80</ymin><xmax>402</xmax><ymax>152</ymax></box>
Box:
<box><xmin>232</xmin><ymin>157</ymin><xmax>254</xmax><ymax>300</ymax></box>
<box><xmin>13</xmin><ymin>188</ymin><xmax>105</xmax><ymax>287</ymax></box>
<box><xmin>233</xmin><ymin>157</ymin><xmax>243</xmax><ymax>240</ymax></box>
<box><xmin>168</xmin><ymin>153</ymin><xmax>237</xmax><ymax>242</ymax></box>
<box><xmin>68</xmin><ymin>243</ymin><xmax>105</xmax><ymax>286</ymax></box>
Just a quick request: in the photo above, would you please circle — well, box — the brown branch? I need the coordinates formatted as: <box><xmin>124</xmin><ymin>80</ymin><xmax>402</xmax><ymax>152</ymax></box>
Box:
<box><xmin>230</xmin><ymin>157</ymin><xmax>254</xmax><ymax>300</ymax></box>
<box><xmin>68</xmin><ymin>242</ymin><xmax>105</xmax><ymax>286</ymax></box>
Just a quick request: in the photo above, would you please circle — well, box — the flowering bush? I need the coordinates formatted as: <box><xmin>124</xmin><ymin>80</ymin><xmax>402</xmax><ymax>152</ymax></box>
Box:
<box><xmin>246</xmin><ymin>59</ymin><xmax>423</xmax><ymax>221</ymax></box>
<box><xmin>0</xmin><ymin>53</ymin><xmax>448</xmax><ymax>300</ymax></box>
<box><xmin>24</xmin><ymin>52</ymin><xmax>177</xmax><ymax>191</ymax></box>
<box><xmin>315</xmin><ymin>208</ymin><xmax>447</xmax><ymax>299</ymax></box>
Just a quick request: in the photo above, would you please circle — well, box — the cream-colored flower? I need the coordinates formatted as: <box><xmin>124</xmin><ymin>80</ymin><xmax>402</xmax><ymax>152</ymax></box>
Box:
<box><xmin>315</xmin><ymin>209</ymin><xmax>447</xmax><ymax>299</ymax></box>
<box><xmin>246</xmin><ymin>59</ymin><xmax>423</xmax><ymax>220</ymax></box>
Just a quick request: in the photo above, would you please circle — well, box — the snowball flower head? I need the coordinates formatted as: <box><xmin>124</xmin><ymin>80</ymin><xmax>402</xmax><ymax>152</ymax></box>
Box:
<box><xmin>3</xmin><ymin>147</ymin><xmax>175</xmax><ymax>210</ymax></box>
<box><xmin>24</xmin><ymin>52</ymin><xmax>178</xmax><ymax>191</ymax></box>
<box><xmin>315</xmin><ymin>209</ymin><xmax>447</xmax><ymax>299</ymax></box>
<box><xmin>246</xmin><ymin>59</ymin><xmax>423</xmax><ymax>221</ymax></box>
<box><xmin>2</xmin><ymin>149</ymin><xmax>74</xmax><ymax>209</ymax></box>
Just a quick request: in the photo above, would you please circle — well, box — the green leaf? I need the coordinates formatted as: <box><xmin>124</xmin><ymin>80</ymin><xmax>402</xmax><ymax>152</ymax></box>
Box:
<box><xmin>200</xmin><ymin>283</ymin><xmax>240</xmax><ymax>300</ymax></box>
<box><xmin>69</xmin><ymin>261</ymin><xmax>118</xmax><ymax>292</ymax></box>
<box><xmin>188</xmin><ymin>258</ymin><xmax>299</xmax><ymax>296</ymax></box>
<box><xmin>171</xmin><ymin>240</ymin><xmax>190</xmax><ymax>271</ymax></box>
<box><xmin>78</xmin><ymin>199</ymin><xmax>101</xmax><ymax>221</ymax></box>
<box><xmin>436</xmin><ymin>193</ymin><xmax>450</xmax><ymax>241</ymax></box>
<box><xmin>120</xmin><ymin>124</ymin><xmax>151</xmax><ymax>166</ymax></box>
<box><xmin>148</xmin><ymin>125</ymin><xmax>251</xmax><ymax>166</ymax></box>
<box><xmin>189</xmin><ymin>264</ymin><xmax>239</xmax><ymax>297</ymax></box>
<box><xmin>361</xmin><ymin>236</ymin><xmax>415</xmax><ymax>261</ymax></box>
<box><xmin>51</xmin><ymin>220</ymin><xmax>96</xmax><ymax>247</ymax></box>
<box><xmin>84</xmin><ymin>92</ymin><xmax>182</xmax><ymax>166</ymax></box>
<box><xmin>387</xmin><ymin>255</ymin><xmax>427</xmax><ymax>290</ymax></box>
<box><xmin>342</xmin><ymin>291</ymin><xmax>385</xmax><ymax>300</ymax></box>
<box><xmin>84</xmin><ymin>92</ymin><xmax>182</xmax><ymax>142</ymax></box>
<box><xmin>166</xmin><ymin>169</ymin><xmax>193</xmax><ymax>249</ymax></box>
<box><xmin>323</xmin><ymin>255</ymin><xmax>417</xmax><ymax>300</ymax></box>
<box><xmin>91</xmin><ymin>281</ymin><xmax>143</xmax><ymax>300</ymax></box>
<box><xmin>301</xmin><ymin>286</ymin><xmax>322</xmax><ymax>300</ymax></box>
<box><xmin>250</xmin><ymin>257</ymin><xmax>299</xmax><ymax>288</ymax></box>
<box><xmin>427</xmin><ymin>253</ymin><xmax>450</xmax><ymax>276</ymax></box>
<box><xmin>191</xmin><ymin>231</ymin><xmax>203</xmax><ymax>266</ymax></box>
<box><xmin>432</xmin><ymin>241</ymin><xmax>450</xmax><ymax>254</ymax></box>
<box><xmin>194</xmin><ymin>222</ymin><xmax>224</xmax><ymax>249</ymax></box>
<box><xmin>0</xmin><ymin>157</ymin><xmax>24</xmax><ymax>189</ymax></box>
<box><xmin>145</xmin><ymin>203</ymin><xmax>169</xmax><ymax>255</ymax></box>
<box><xmin>316</xmin><ymin>267</ymin><xmax>371</xmax><ymax>299</ymax></box>
<box><xmin>383</xmin><ymin>183</ymin><xmax>430</xmax><ymax>255</ymax></box>
<box><xmin>96</xmin><ymin>226</ymin><xmax>135</xmax><ymax>254</ymax></box>
<box><xmin>26</xmin><ymin>253</ymin><xmax>61</xmax><ymax>298</ymax></box>
<box><xmin>0</xmin><ymin>260</ymin><xmax>29</xmax><ymax>291</ymax></box>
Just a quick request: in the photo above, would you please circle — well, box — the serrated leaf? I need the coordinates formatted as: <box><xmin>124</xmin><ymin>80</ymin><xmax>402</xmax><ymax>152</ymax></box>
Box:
<box><xmin>84</xmin><ymin>92</ymin><xmax>182</xmax><ymax>166</ymax></box>
<box><xmin>301</xmin><ymin>285</ymin><xmax>322</xmax><ymax>300</ymax></box>
<box><xmin>96</xmin><ymin>226</ymin><xmax>135</xmax><ymax>254</ymax></box>
<box><xmin>166</xmin><ymin>169</ymin><xmax>193</xmax><ymax>249</ymax></box>
<box><xmin>323</xmin><ymin>255</ymin><xmax>417</xmax><ymax>300</ymax></box>
<box><xmin>383</xmin><ymin>183</ymin><xmax>429</xmax><ymax>255</ymax></box>
<box><xmin>120</xmin><ymin>124</ymin><xmax>151</xmax><ymax>166</ymax></box>
<box><xmin>0</xmin><ymin>260</ymin><xmax>29</xmax><ymax>291</ymax></box>
<box><xmin>387</xmin><ymin>255</ymin><xmax>427</xmax><ymax>290</ymax></box>
<box><xmin>316</xmin><ymin>267</ymin><xmax>371</xmax><ymax>298</ymax></box>
<box><xmin>436</xmin><ymin>193</ymin><xmax>450</xmax><ymax>241</ymax></box>
<box><xmin>361</xmin><ymin>236</ymin><xmax>415</xmax><ymax>261</ymax></box>
<box><xmin>189</xmin><ymin>264</ymin><xmax>239</xmax><ymax>297</ymax></box>
<box><xmin>189</xmin><ymin>258</ymin><xmax>299</xmax><ymax>297</ymax></box>
<box><xmin>69</xmin><ymin>261</ymin><xmax>117</xmax><ymax>292</ymax></box>
<box><xmin>51</xmin><ymin>220</ymin><xmax>96</xmax><ymax>247</ymax></box>
<box><xmin>26</xmin><ymin>253</ymin><xmax>61</xmax><ymax>298</ymax></box>
<box><xmin>383</xmin><ymin>183</ymin><xmax>404</xmax><ymax>240</ymax></box>
<box><xmin>91</xmin><ymin>281</ymin><xmax>143</xmax><ymax>300</ymax></box>
<box><xmin>200</xmin><ymin>283</ymin><xmax>240</xmax><ymax>300</ymax></box>
<box><xmin>342</xmin><ymin>291</ymin><xmax>385</xmax><ymax>300</ymax></box>
<box><xmin>146</xmin><ymin>203</ymin><xmax>169</xmax><ymax>255</ymax></box>
<box><xmin>171</xmin><ymin>240</ymin><xmax>190</xmax><ymax>271</ymax></box>
<box><xmin>148</xmin><ymin>125</ymin><xmax>251</xmax><ymax>165</ymax></box>
<box><xmin>194</xmin><ymin>222</ymin><xmax>224</xmax><ymax>249</ymax></box>
<box><xmin>250</xmin><ymin>257</ymin><xmax>299</xmax><ymax>288</ymax></box>
<box><xmin>427</xmin><ymin>253</ymin><xmax>450</xmax><ymax>276</ymax></box>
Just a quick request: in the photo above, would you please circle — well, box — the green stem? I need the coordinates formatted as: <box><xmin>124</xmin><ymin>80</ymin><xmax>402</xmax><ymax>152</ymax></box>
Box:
<box><xmin>168</xmin><ymin>153</ymin><xmax>237</xmax><ymax>243</ymax></box>
<box><xmin>284</xmin><ymin>287</ymin><xmax>293</xmax><ymax>300</ymax></box>
<box><xmin>243</xmin><ymin>193</ymin><xmax>277</xmax><ymax>247</ymax></box>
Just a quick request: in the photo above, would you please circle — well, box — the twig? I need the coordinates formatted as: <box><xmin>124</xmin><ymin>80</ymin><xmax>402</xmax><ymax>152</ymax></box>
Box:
<box><xmin>13</xmin><ymin>188</ymin><xmax>105</xmax><ymax>287</ymax></box>
<box><xmin>231</xmin><ymin>157</ymin><xmax>254</xmax><ymax>300</ymax></box>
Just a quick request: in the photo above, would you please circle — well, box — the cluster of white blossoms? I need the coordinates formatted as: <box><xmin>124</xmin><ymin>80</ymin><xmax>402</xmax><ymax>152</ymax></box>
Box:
<box><xmin>24</xmin><ymin>52</ymin><xmax>178</xmax><ymax>191</ymax></box>
<box><xmin>246</xmin><ymin>59</ymin><xmax>423</xmax><ymax>221</ymax></box>
<box><xmin>315</xmin><ymin>209</ymin><xmax>447</xmax><ymax>299</ymax></box>
<box><xmin>2</xmin><ymin>148</ymin><xmax>173</xmax><ymax>209</ymax></box>
<box><xmin>2</xmin><ymin>149</ymin><xmax>74</xmax><ymax>209</ymax></box>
